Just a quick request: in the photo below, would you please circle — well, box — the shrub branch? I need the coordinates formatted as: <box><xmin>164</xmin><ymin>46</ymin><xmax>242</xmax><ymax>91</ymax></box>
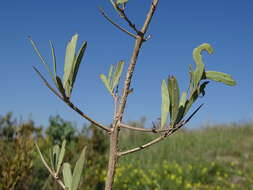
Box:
<box><xmin>118</xmin><ymin>104</ymin><xmax>203</xmax><ymax>156</ymax></box>
<box><xmin>33</xmin><ymin>67</ymin><xmax>111</xmax><ymax>133</ymax></box>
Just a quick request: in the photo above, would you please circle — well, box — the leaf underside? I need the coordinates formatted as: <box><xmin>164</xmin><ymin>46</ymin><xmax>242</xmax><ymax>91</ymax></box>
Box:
<box><xmin>161</xmin><ymin>80</ymin><xmax>169</xmax><ymax>129</ymax></box>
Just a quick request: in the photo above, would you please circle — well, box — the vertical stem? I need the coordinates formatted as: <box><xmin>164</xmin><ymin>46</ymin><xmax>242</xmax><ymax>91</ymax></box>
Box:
<box><xmin>104</xmin><ymin>125</ymin><xmax>120</xmax><ymax>190</ymax></box>
<box><xmin>104</xmin><ymin>1</ymin><xmax>159</xmax><ymax>190</ymax></box>
<box><xmin>104</xmin><ymin>37</ymin><xmax>143</xmax><ymax>190</ymax></box>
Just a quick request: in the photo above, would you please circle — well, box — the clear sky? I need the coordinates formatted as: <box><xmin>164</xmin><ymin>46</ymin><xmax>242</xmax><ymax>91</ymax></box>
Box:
<box><xmin>0</xmin><ymin>0</ymin><xmax>252</xmax><ymax>129</ymax></box>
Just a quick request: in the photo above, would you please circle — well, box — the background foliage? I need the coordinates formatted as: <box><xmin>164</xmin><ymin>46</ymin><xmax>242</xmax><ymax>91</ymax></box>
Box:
<box><xmin>0</xmin><ymin>112</ymin><xmax>252</xmax><ymax>190</ymax></box>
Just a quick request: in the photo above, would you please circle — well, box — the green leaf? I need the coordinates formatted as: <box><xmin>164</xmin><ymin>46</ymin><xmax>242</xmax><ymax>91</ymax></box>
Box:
<box><xmin>184</xmin><ymin>81</ymin><xmax>209</xmax><ymax>116</ymax></box>
<box><xmin>52</xmin><ymin>145</ymin><xmax>60</xmax><ymax>172</ymax></box>
<box><xmin>56</xmin><ymin>140</ymin><xmax>66</xmax><ymax>174</ymax></box>
<box><xmin>193</xmin><ymin>63</ymin><xmax>204</xmax><ymax>88</ymax></box>
<box><xmin>161</xmin><ymin>80</ymin><xmax>170</xmax><ymax>129</ymax></box>
<box><xmin>100</xmin><ymin>61</ymin><xmax>124</xmax><ymax>97</ymax></box>
<box><xmin>168</xmin><ymin>76</ymin><xmax>180</xmax><ymax>126</ymax></box>
<box><xmin>63</xmin><ymin>34</ymin><xmax>78</xmax><ymax>97</ymax></box>
<box><xmin>29</xmin><ymin>37</ymin><xmax>55</xmax><ymax>82</ymax></box>
<box><xmin>188</xmin><ymin>64</ymin><xmax>194</xmax><ymax>92</ymax></box>
<box><xmin>117</xmin><ymin>0</ymin><xmax>128</xmax><ymax>4</ymax></box>
<box><xmin>179</xmin><ymin>92</ymin><xmax>187</xmax><ymax>108</ymax></box>
<box><xmin>204</xmin><ymin>70</ymin><xmax>236</xmax><ymax>86</ymax></box>
<box><xmin>176</xmin><ymin>92</ymin><xmax>187</xmax><ymax>123</ymax></box>
<box><xmin>56</xmin><ymin>76</ymin><xmax>67</xmax><ymax>98</ymax></box>
<box><xmin>35</xmin><ymin>143</ymin><xmax>48</xmax><ymax>168</ymax></box>
<box><xmin>62</xmin><ymin>34</ymin><xmax>87</xmax><ymax>98</ymax></box>
<box><xmin>49</xmin><ymin>40</ymin><xmax>57</xmax><ymax>81</ymax></box>
<box><xmin>71</xmin><ymin>147</ymin><xmax>86</xmax><ymax>190</ymax></box>
<box><xmin>63</xmin><ymin>163</ymin><xmax>72</xmax><ymax>189</ymax></box>
<box><xmin>70</xmin><ymin>41</ymin><xmax>87</xmax><ymax>93</ymax></box>
<box><xmin>193</xmin><ymin>43</ymin><xmax>213</xmax><ymax>87</ymax></box>
<box><xmin>112</xmin><ymin>60</ymin><xmax>124</xmax><ymax>89</ymax></box>
<box><xmin>100</xmin><ymin>74</ymin><xmax>113</xmax><ymax>95</ymax></box>
<box><xmin>108</xmin><ymin>65</ymin><xmax>114</xmax><ymax>88</ymax></box>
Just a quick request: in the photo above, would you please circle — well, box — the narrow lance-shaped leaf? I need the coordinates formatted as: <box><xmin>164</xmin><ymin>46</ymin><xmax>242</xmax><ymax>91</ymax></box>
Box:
<box><xmin>29</xmin><ymin>37</ymin><xmax>55</xmax><ymax>82</ymax></box>
<box><xmin>63</xmin><ymin>34</ymin><xmax>78</xmax><ymax>96</ymax></box>
<box><xmin>108</xmin><ymin>65</ymin><xmax>114</xmax><ymax>89</ymax></box>
<box><xmin>63</xmin><ymin>163</ymin><xmax>72</xmax><ymax>189</ymax></box>
<box><xmin>176</xmin><ymin>91</ymin><xmax>187</xmax><ymax>123</ymax></box>
<box><xmin>204</xmin><ymin>70</ymin><xmax>236</xmax><ymax>86</ymax></box>
<box><xmin>100</xmin><ymin>74</ymin><xmax>113</xmax><ymax>96</ymax></box>
<box><xmin>56</xmin><ymin>76</ymin><xmax>67</xmax><ymax>98</ymax></box>
<box><xmin>161</xmin><ymin>80</ymin><xmax>170</xmax><ymax>129</ymax></box>
<box><xmin>70</xmin><ymin>41</ymin><xmax>87</xmax><ymax>94</ymax></box>
<box><xmin>49</xmin><ymin>40</ymin><xmax>57</xmax><ymax>82</ymax></box>
<box><xmin>112</xmin><ymin>60</ymin><xmax>124</xmax><ymax>89</ymax></box>
<box><xmin>52</xmin><ymin>145</ymin><xmax>60</xmax><ymax>172</ymax></box>
<box><xmin>71</xmin><ymin>147</ymin><xmax>87</xmax><ymax>190</ymax></box>
<box><xmin>35</xmin><ymin>143</ymin><xmax>47</xmax><ymax>167</ymax></box>
<box><xmin>193</xmin><ymin>43</ymin><xmax>213</xmax><ymax>87</ymax></box>
<box><xmin>188</xmin><ymin>64</ymin><xmax>194</xmax><ymax>93</ymax></box>
<box><xmin>35</xmin><ymin>142</ymin><xmax>53</xmax><ymax>176</ymax></box>
<box><xmin>184</xmin><ymin>81</ymin><xmax>209</xmax><ymax>116</ymax></box>
<box><xmin>168</xmin><ymin>76</ymin><xmax>180</xmax><ymax>127</ymax></box>
<box><xmin>56</xmin><ymin>140</ymin><xmax>66</xmax><ymax>174</ymax></box>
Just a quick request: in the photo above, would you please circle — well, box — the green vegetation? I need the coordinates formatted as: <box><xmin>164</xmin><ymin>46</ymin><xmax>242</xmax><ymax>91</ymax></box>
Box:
<box><xmin>0</xmin><ymin>113</ymin><xmax>252</xmax><ymax>190</ymax></box>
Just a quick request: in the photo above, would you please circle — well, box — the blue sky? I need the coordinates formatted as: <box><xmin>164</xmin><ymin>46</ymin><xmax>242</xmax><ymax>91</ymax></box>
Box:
<box><xmin>0</xmin><ymin>0</ymin><xmax>252</xmax><ymax>129</ymax></box>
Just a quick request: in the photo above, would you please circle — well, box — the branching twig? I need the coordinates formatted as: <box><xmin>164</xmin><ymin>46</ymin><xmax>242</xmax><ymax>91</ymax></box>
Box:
<box><xmin>35</xmin><ymin>143</ymin><xmax>66</xmax><ymax>189</ymax></box>
<box><xmin>120</xmin><ymin>104</ymin><xmax>204</xmax><ymax>133</ymax></box>
<box><xmin>114</xmin><ymin>5</ymin><xmax>140</xmax><ymax>34</ymax></box>
<box><xmin>118</xmin><ymin>104</ymin><xmax>204</xmax><ymax>157</ymax></box>
<box><xmin>99</xmin><ymin>7</ymin><xmax>137</xmax><ymax>40</ymax></box>
<box><xmin>33</xmin><ymin>67</ymin><xmax>111</xmax><ymax>133</ymax></box>
<box><xmin>118</xmin><ymin>121</ymin><xmax>185</xmax><ymax>157</ymax></box>
<box><xmin>64</xmin><ymin>100</ymin><xmax>112</xmax><ymax>133</ymax></box>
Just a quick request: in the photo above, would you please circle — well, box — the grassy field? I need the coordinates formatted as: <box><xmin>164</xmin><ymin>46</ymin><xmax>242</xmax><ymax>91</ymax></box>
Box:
<box><xmin>1</xmin><ymin>114</ymin><xmax>253</xmax><ymax>189</ymax></box>
<box><xmin>111</xmin><ymin>123</ymin><xmax>253</xmax><ymax>190</ymax></box>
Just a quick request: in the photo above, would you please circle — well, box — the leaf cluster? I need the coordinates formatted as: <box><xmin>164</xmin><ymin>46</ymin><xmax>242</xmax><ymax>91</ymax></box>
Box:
<box><xmin>160</xmin><ymin>43</ymin><xmax>236</xmax><ymax>129</ymax></box>
<box><xmin>30</xmin><ymin>34</ymin><xmax>87</xmax><ymax>99</ymax></box>
<box><xmin>36</xmin><ymin>139</ymin><xmax>86</xmax><ymax>190</ymax></box>
<box><xmin>100</xmin><ymin>61</ymin><xmax>125</xmax><ymax>98</ymax></box>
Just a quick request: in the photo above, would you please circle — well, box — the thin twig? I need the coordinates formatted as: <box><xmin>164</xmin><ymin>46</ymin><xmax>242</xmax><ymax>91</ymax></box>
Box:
<box><xmin>120</xmin><ymin>123</ymin><xmax>167</xmax><ymax>133</ymax></box>
<box><xmin>120</xmin><ymin>104</ymin><xmax>204</xmax><ymax>133</ymax></box>
<box><xmin>33</xmin><ymin>67</ymin><xmax>62</xmax><ymax>99</ymax></box>
<box><xmin>65</xmin><ymin>100</ymin><xmax>112</xmax><ymax>132</ymax></box>
<box><xmin>118</xmin><ymin>104</ymin><xmax>204</xmax><ymax>157</ymax></box>
<box><xmin>33</xmin><ymin>67</ymin><xmax>111</xmax><ymax>133</ymax></box>
<box><xmin>118</xmin><ymin>121</ymin><xmax>185</xmax><ymax>157</ymax></box>
<box><xmin>141</xmin><ymin>0</ymin><xmax>159</xmax><ymax>34</ymax></box>
<box><xmin>99</xmin><ymin>7</ymin><xmax>137</xmax><ymax>40</ymax></box>
<box><xmin>115</xmin><ymin>5</ymin><xmax>140</xmax><ymax>34</ymax></box>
